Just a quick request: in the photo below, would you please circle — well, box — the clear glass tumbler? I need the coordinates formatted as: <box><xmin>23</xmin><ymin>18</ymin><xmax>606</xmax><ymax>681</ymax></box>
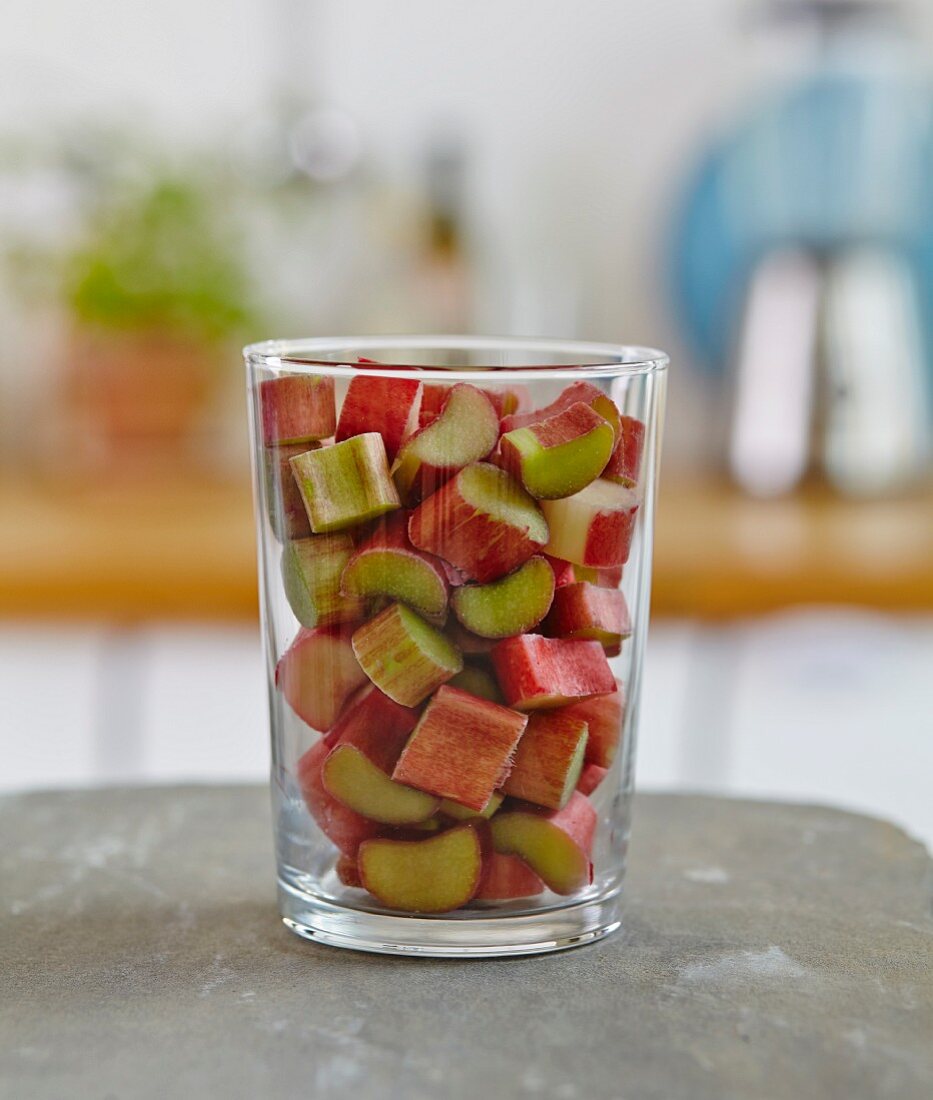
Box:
<box><xmin>244</xmin><ymin>337</ymin><xmax>667</xmax><ymax>956</ymax></box>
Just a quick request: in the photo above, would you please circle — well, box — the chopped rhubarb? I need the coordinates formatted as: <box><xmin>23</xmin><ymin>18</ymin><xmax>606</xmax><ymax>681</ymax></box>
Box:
<box><xmin>501</xmin><ymin>710</ymin><xmax>589</xmax><ymax>810</ymax></box>
<box><xmin>297</xmin><ymin>738</ymin><xmax>382</xmax><ymax>856</ymax></box>
<box><xmin>490</xmin><ymin>791</ymin><xmax>596</xmax><ymax>896</ymax></box>
<box><xmin>281</xmin><ymin>533</ymin><xmax>367</xmax><ymax>629</ymax></box>
<box><xmin>335</xmin><ymin>375</ymin><xmax>423</xmax><ymax>461</ymax></box>
<box><xmin>602</xmin><ymin>414</ymin><xmax>645</xmax><ymax>488</ymax></box>
<box><xmin>393</xmin><ymin>685</ymin><xmax>528</xmax><ymax>811</ymax></box>
<box><xmin>474</xmin><ymin>851</ymin><xmax>544</xmax><ymax>901</ymax></box>
<box><xmin>260</xmin><ymin>374</ymin><xmax>336</xmax><ymax>445</ymax></box>
<box><xmin>340</xmin><ymin>512</ymin><xmax>449</xmax><ymax>624</ymax></box>
<box><xmin>451</xmin><ymin>555</ymin><xmax>555</xmax><ymax>639</ymax></box>
<box><xmin>264</xmin><ymin>442</ymin><xmax>314</xmax><ymax>541</ymax></box>
<box><xmin>491</xmin><ymin>635</ymin><xmax>615</xmax><ymax>711</ymax></box>
<box><xmin>558</xmin><ymin>684</ymin><xmax>625</xmax><ymax>768</ymax></box>
<box><xmin>540</xmin><ymin>479</ymin><xmax>639</xmax><ymax>568</ymax></box>
<box><xmin>408</xmin><ymin>462</ymin><xmax>549</xmax><ymax>584</ymax></box>
<box><xmin>351</xmin><ymin>602</ymin><xmax>462</xmax><ymax>707</ymax></box>
<box><xmin>498</xmin><ymin>401</ymin><xmax>615</xmax><ymax>499</ymax></box>
<box><xmin>291</xmin><ymin>433</ymin><xmax>400</xmax><ymax>533</ymax></box>
<box><xmin>391</xmin><ymin>383</ymin><xmax>500</xmax><ymax>503</ymax></box>
<box><xmin>276</xmin><ymin>626</ymin><xmax>367</xmax><ymax>732</ymax></box>
<box><xmin>544</xmin><ymin>581</ymin><xmax>631</xmax><ymax>657</ymax></box>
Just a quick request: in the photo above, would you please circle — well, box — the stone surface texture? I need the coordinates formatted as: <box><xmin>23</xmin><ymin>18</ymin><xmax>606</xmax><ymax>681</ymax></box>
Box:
<box><xmin>1</xmin><ymin>786</ymin><xmax>930</xmax><ymax>1100</ymax></box>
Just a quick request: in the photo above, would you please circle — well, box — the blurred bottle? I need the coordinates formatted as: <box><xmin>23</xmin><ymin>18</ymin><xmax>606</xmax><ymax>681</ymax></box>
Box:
<box><xmin>671</xmin><ymin>0</ymin><xmax>933</xmax><ymax>496</ymax></box>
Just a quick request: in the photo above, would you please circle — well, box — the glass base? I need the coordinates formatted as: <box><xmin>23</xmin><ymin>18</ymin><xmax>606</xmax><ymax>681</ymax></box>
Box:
<box><xmin>278</xmin><ymin>879</ymin><xmax>622</xmax><ymax>957</ymax></box>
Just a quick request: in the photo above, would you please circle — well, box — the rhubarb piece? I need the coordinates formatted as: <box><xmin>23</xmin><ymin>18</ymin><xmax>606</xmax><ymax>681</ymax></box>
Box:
<box><xmin>260</xmin><ymin>374</ymin><xmax>336</xmax><ymax>445</ymax></box>
<box><xmin>290</xmin><ymin>433</ymin><xmax>400</xmax><ymax>533</ymax></box>
<box><xmin>297</xmin><ymin>739</ymin><xmax>382</xmax><ymax>856</ymax></box>
<box><xmin>491</xmin><ymin>635</ymin><xmax>615</xmax><ymax>711</ymax></box>
<box><xmin>324</xmin><ymin>684</ymin><xmax>421</xmax><ymax>765</ymax></box>
<box><xmin>264</xmin><ymin>443</ymin><xmax>314</xmax><ymax>540</ymax></box>
<box><xmin>558</xmin><ymin>684</ymin><xmax>625</xmax><ymax>767</ymax></box>
<box><xmin>439</xmin><ymin>790</ymin><xmax>504</xmax><ymax>821</ymax></box>
<box><xmin>446</xmin><ymin>665</ymin><xmax>503</xmax><ymax>703</ymax></box>
<box><xmin>393</xmin><ymin>685</ymin><xmax>527</xmax><ymax>811</ymax></box>
<box><xmin>498</xmin><ymin>402</ymin><xmax>615</xmax><ymax>500</ymax></box>
<box><xmin>391</xmin><ymin>383</ymin><xmax>499</xmax><ymax>502</ymax></box>
<box><xmin>335</xmin><ymin>376</ymin><xmax>423</xmax><ymax>461</ymax></box>
<box><xmin>358</xmin><ymin>822</ymin><xmax>485</xmax><ymax>913</ymax></box>
<box><xmin>351</xmin><ymin>603</ymin><xmax>462</xmax><ymax>707</ymax></box>
<box><xmin>340</xmin><ymin>513</ymin><xmax>449</xmax><ymax>624</ymax></box>
<box><xmin>281</xmin><ymin>533</ymin><xmax>367</xmax><ymax>629</ymax></box>
<box><xmin>500</xmin><ymin>380</ymin><xmax>620</xmax><ymax>438</ymax></box>
<box><xmin>276</xmin><ymin>627</ymin><xmax>367</xmax><ymax>732</ymax></box>
<box><xmin>540</xmin><ymin>479</ymin><xmax>639</xmax><ymax>567</ymax></box>
<box><xmin>409</xmin><ymin>462</ymin><xmax>548</xmax><ymax>583</ymax></box>
<box><xmin>602</xmin><ymin>414</ymin><xmax>645</xmax><ymax>488</ymax></box>
<box><xmin>501</xmin><ymin>711</ymin><xmax>589</xmax><ymax>810</ymax></box>
<box><xmin>322</xmin><ymin>745</ymin><xmax>440</xmax><ymax>825</ymax></box>
<box><xmin>451</xmin><ymin>556</ymin><xmax>555</xmax><ymax>640</ymax></box>
<box><xmin>544</xmin><ymin>582</ymin><xmax>631</xmax><ymax>657</ymax></box>
<box><xmin>490</xmin><ymin>792</ymin><xmax>596</xmax><ymax>896</ymax></box>
<box><xmin>474</xmin><ymin>851</ymin><xmax>544</xmax><ymax>901</ymax></box>
<box><xmin>336</xmin><ymin>854</ymin><xmax>363</xmax><ymax>888</ymax></box>
<box><xmin>577</xmin><ymin>763</ymin><xmax>609</xmax><ymax>796</ymax></box>
<box><xmin>574</xmin><ymin>564</ymin><xmax>624</xmax><ymax>587</ymax></box>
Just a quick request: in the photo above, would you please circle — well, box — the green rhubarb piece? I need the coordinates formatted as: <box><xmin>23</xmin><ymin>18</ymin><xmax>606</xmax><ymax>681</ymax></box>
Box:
<box><xmin>352</xmin><ymin>602</ymin><xmax>462</xmax><ymax>707</ymax></box>
<box><xmin>322</xmin><ymin>745</ymin><xmax>439</xmax><ymax>825</ymax></box>
<box><xmin>281</xmin><ymin>533</ymin><xmax>366</xmax><ymax>628</ymax></box>
<box><xmin>290</xmin><ymin>433</ymin><xmax>400</xmax><ymax>533</ymax></box>
<box><xmin>451</xmin><ymin>555</ymin><xmax>555</xmax><ymax>639</ymax></box>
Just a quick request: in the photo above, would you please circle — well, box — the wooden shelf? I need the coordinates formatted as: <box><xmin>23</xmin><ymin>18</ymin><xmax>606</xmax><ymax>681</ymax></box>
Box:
<box><xmin>0</xmin><ymin>475</ymin><xmax>929</xmax><ymax>621</ymax></box>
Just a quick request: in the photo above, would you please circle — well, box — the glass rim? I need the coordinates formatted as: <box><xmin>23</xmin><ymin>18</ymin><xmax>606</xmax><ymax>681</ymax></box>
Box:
<box><xmin>243</xmin><ymin>335</ymin><xmax>669</xmax><ymax>381</ymax></box>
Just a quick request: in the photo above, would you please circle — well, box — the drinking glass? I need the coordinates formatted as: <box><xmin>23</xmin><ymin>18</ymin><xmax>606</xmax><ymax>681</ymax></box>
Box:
<box><xmin>244</xmin><ymin>336</ymin><xmax>667</xmax><ymax>956</ymax></box>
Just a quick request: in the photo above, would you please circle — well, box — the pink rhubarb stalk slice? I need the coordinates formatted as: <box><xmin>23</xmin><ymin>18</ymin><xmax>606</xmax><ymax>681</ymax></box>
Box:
<box><xmin>260</xmin><ymin>374</ymin><xmax>336</xmax><ymax>445</ymax></box>
<box><xmin>391</xmin><ymin>383</ymin><xmax>499</xmax><ymax>503</ymax></box>
<box><xmin>491</xmin><ymin>634</ymin><xmax>615</xmax><ymax>711</ymax></box>
<box><xmin>498</xmin><ymin>401</ymin><xmax>615</xmax><ymax>500</ymax></box>
<box><xmin>323</xmin><ymin>683</ymin><xmax>421</xmax><ymax>765</ymax></box>
<box><xmin>574</xmin><ymin>564</ymin><xmax>624</xmax><ymax>587</ymax></box>
<box><xmin>264</xmin><ymin>442</ymin><xmax>315</xmax><ymax>541</ymax></box>
<box><xmin>281</xmin><ymin>533</ymin><xmax>367</xmax><ymax>629</ymax></box>
<box><xmin>408</xmin><ymin>462</ymin><xmax>549</xmax><ymax>584</ymax></box>
<box><xmin>544</xmin><ymin>581</ymin><xmax>631</xmax><ymax>657</ymax></box>
<box><xmin>501</xmin><ymin>710</ymin><xmax>589</xmax><ymax>810</ymax></box>
<box><xmin>351</xmin><ymin>602</ymin><xmax>462</xmax><ymax>707</ymax></box>
<box><xmin>335</xmin><ymin>376</ymin><xmax>423</xmax><ymax>461</ymax></box>
<box><xmin>290</xmin><ymin>433</ymin><xmax>400</xmax><ymax>533</ymax></box>
<box><xmin>450</xmin><ymin>555</ymin><xmax>555</xmax><ymax>639</ymax></box>
<box><xmin>358</xmin><ymin>822</ymin><xmax>485</xmax><ymax>913</ymax></box>
<box><xmin>602</xmin><ymin>414</ymin><xmax>645</xmax><ymax>488</ymax></box>
<box><xmin>393</xmin><ymin>684</ymin><xmax>528</xmax><ymax>811</ymax></box>
<box><xmin>558</xmin><ymin>683</ymin><xmax>625</xmax><ymax>768</ymax></box>
<box><xmin>276</xmin><ymin>626</ymin><xmax>367</xmax><ymax>732</ymax></box>
<box><xmin>500</xmin><ymin>380</ymin><xmax>620</xmax><ymax>438</ymax></box>
<box><xmin>474</xmin><ymin>851</ymin><xmax>544</xmax><ymax>901</ymax></box>
<box><xmin>540</xmin><ymin>479</ymin><xmax>639</xmax><ymax>568</ymax></box>
<box><xmin>340</xmin><ymin>513</ymin><xmax>449</xmax><ymax>625</ymax></box>
<box><xmin>297</xmin><ymin>739</ymin><xmax>382</xmax><ymax>856</ymax></box>
<box><xmin>489</xmin><ymin>791</ymin><xmax>597</xmax><ymax>896</ymax></box>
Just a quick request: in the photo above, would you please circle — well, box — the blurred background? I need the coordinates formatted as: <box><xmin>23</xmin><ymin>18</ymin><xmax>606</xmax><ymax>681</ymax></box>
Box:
<box><xmin>2</xmin><ymin>1</ymin><xmax>931</xmax><ymax>844</ymax></box>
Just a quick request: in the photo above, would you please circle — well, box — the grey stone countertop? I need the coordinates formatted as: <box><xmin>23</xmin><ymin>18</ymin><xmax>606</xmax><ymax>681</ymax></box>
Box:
<box><xmin>1</xmin><ymin>786</ymin><xmax>931</xmax><ymax>1100</ymax></box>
